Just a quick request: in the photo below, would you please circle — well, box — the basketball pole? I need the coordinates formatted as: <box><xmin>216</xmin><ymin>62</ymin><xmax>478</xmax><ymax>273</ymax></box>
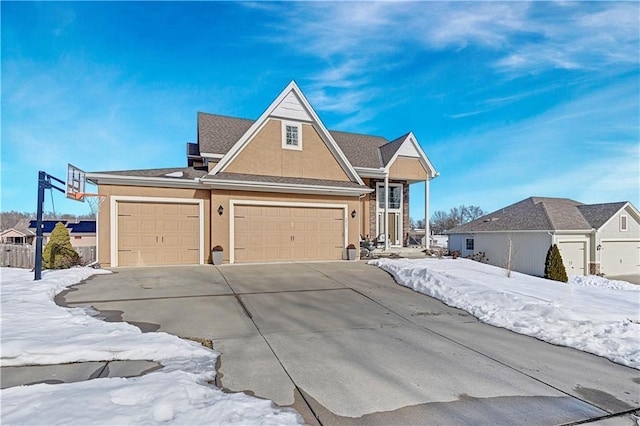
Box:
<box><xmin>34</xmin><ymin>171</ymin><xmax>65</xmax><ymax>281</ymax></box>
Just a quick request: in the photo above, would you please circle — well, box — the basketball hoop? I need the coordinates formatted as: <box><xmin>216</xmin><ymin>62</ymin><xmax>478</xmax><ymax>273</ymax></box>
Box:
<box><xmin>82</xmin><ymin>193</ymin><xmax>107</xmax><ymax>215</ymax></box>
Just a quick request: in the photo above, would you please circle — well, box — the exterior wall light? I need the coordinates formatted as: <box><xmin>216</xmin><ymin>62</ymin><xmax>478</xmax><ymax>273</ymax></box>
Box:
<box><xmin>351</xmin><ymin>209</ymin><xmax>357</xmax><ymax>219</ymax></box>
<box><xmin>218</xmin><ymin>205</ymin><xmax>224</xmax><ymax>216</ymax></box>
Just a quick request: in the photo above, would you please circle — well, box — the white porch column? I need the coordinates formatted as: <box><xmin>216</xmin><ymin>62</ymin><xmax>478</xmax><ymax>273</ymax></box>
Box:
<box><xmin>424</xmin><ymin>178</ymin><xmax>430</xmax><ymax>249</ymax></box>
<box><xmin>384</xmin><ymin>174</ymin><xmax>389</xmax><ymax>251</ymax></box>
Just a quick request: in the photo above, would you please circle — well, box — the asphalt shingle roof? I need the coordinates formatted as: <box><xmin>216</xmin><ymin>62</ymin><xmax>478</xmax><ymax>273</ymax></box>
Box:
<box><xmin>379</xmin><ymin>133</ymin><xmax>410</xmax><ymax>166</ymax></box>
<box><xmin>577</xmin><ymin>202</ymin><xmax>627</xmax><ymax>229</ymax></box>
<box><xmin>448</xmin><ymin>197</ymin><xmax>628</xmax><ymax>233</ymax></box>
<box><xmin>93</xmin><ymin>167</ymin><xmax>209</xmax><ymax>180</ymax></box>
<box><xmin>198</xmin><ymin>113</ymin><xmax>253</xmax><ymax>155</ymax></box>
<box><xmin>197</xmin><ymin>113</ymin><xmax>405</xmax><ymax>169</ymax></box>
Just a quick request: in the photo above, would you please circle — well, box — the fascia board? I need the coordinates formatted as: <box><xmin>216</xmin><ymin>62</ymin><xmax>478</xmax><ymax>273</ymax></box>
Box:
<box><xmin>200</xmin><ymin>178</ymin><xmax>373</xmax><ymax>197</ymax></box>
<box><xmin>200</xmin><ymin>153</ymin><xmax>225</xmax><ymax>159</ymax></box>
<box><xmin>448</xmin><ymin>229</ymin><xmax>592</xmax><ymax>234</ymax></box>
<box><xmin>354</xmin><ymin>167</ymin><xmax>387</xmax><ymax>179</ymax></box>
<box><xmin>85</xmin><ymin>173</ymin><xmax>203</xmax><ymax>189</ymax></box>
<box><xmin>446</xmin><ymin>229</ymin><xmax>555</xmax><ymax>234</ymax></box>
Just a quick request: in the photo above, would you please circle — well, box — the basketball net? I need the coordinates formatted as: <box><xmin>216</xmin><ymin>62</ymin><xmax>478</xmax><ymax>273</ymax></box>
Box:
<box><xmin>83</xmin><ymin>194</ymin><xmax>107</xmax><ymax>216</ymax></box>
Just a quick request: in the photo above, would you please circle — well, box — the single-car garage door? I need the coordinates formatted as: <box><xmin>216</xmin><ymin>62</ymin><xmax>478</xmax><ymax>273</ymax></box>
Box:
<box><xmin>234</xmin><ymin>205</ymin><xmax>344</xmax><ymax>263</ymax></box>
<box><xmin>558</xmin><ymin>241</ymin><xmax>586</xmax><ymax>275</ymax></box>
<box><xmin>117</xmin><ymin>202</ymin><xmax>200</xmax><ymax>266</ymax></box>
<box><xmin>601</xmin><ymin>240</ymin><xmax>640</xmax><ymax>276</ymax></box>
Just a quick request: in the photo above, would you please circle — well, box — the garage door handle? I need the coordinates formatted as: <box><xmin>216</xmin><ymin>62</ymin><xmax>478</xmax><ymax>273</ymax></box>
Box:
<box><xmin>118</xmin><ymin>249</ymin><xmax>132</xmax><ymax>252</ymax></box>
<box><xmin>187</xmin><ymin>248</ymin><xmax>198</xmax><ymax>251</ymax></box>
<box><xmin>235</xmin><ymin>247</ymin><xmax>245</xmax><ymax>250</ymax></box>
<box><xmin>235</xmin><ymin>215</ymin><xmax>245</xmax><ymax>219</ymax></box>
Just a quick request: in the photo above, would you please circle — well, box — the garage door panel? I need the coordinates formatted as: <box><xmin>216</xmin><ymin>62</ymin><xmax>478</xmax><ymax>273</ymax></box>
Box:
<box><xmin>117</xmin><ymin>201</ymin><xmax>200</xmax><ymax>267</ymax></box>
<box><xmin>558</xmin><ymin>241</ymin><xmax>586</xmax><ymax>275</ymax></box>
<box><xmin>234</xmin><ymin>205</ymin><xmax>344</xmax><ymax>263</ymax></box>
<box><xmin>601</xmin><ymin>241</ymin><xmax>640</xmax><ymax>275</ymax></box>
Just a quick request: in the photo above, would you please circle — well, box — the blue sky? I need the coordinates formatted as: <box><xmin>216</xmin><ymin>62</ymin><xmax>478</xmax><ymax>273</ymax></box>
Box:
<box><xmin>2</xmin><ymin>1</ymin><xmax>638</xmax><ymax>220</ymax></box>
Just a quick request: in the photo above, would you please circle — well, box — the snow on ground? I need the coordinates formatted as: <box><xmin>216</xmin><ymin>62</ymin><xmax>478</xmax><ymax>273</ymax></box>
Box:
<box><xmin>371</xmin><ymin>258</ymin><xmax>640</xmax><ymax>370</ymax></box>
<box><xmin>0</xmin><ymin>267</ymin><xmax>302</xmax><ymax>425</ymax></box>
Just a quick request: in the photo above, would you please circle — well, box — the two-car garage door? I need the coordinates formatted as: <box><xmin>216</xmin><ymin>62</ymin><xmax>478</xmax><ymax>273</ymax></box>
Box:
<box><xmin>117</xmin><ymin>202</ymin><xmax>200</xmax><ymax>267</ymax></box>
<box><xmin>114</xmin><ymin>201</ymin><xmax>345</xmax><ymax>266</ymax></box>
<box><xmin>233</xmin><ymin>205</ymin><xmax>345</xmax><ymax>263</ymax></box>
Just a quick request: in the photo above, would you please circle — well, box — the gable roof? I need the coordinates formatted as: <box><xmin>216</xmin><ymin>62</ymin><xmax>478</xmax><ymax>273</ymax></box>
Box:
<box><xmin>576</xmin><ymin>202</ymin><xmax>628</xmax><ymax>229</ymax></box>
<box><xmin>197</xmin><ymin>83</ymin><xmax>434</xmax><ymax>174</ymax></box>
<box><xmin>380</xmin><ymin>133</ymin><xmax>409</xmax><ymax>166</ymax></box>
<box><xmin>330</xmin><ymin>130</ymin><xmax>389</xmax><ymax>168</ymax></box>
<box><xmin>1</xmin><ymin>219</ymin><xmax>36</xmax><ymax>236</ymax></box>
<box><xmin>448</xmin><ymin>197</ymin><xmax>634</xmax><ymax>233</ymax></box>
<box><xmin>210</xmin><ymin>81</ymin><xmax>364</xmax><ymax>185</ymax></box>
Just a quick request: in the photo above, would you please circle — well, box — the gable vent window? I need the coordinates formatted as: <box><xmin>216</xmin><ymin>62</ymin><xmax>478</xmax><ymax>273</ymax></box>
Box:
<box><xmin>620</xmin><ymin>215</ymin><xmax>628</xmax><ymax>231</ymax></box>
<box><xmin>282</xmin><ymin>121</ymin><xmax>302</xmax><ymax>151</ymax></box>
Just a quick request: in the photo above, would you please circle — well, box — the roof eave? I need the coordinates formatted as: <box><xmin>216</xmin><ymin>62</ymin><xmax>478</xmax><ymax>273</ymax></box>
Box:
<box><xmin>200</xmin><ymin>178</ymin><xmax>372</xmax><ymax>197</ymax></box>
<box><xmin>86</xmin><ymin>173</ymin><xmax>204</xmax><ymax>189</ymax></box>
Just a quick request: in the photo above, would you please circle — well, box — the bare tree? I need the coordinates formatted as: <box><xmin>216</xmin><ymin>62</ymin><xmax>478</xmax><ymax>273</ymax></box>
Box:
<box><xmin>430</xmin><ymin>205</ymin><xmax>485</xmax><ymax>234</ymax></box>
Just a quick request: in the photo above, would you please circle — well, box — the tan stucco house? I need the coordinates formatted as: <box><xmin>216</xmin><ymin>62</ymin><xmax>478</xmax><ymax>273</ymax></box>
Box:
<box><xmin>87</xmin><ymin>81</ymin><xmax>438</xmax><ymax>267</ymax></box>
<box><xmin>448</xmin><ymin>197</ymin><xmax>640</xmax><ymax>278</ymax></box>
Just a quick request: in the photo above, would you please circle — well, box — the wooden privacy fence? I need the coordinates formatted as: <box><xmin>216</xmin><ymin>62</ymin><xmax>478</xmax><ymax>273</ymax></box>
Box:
<box><xmin>0</xmin><ymin>244</ymin><xmax>96</xmax><ymax>269</ymax></box>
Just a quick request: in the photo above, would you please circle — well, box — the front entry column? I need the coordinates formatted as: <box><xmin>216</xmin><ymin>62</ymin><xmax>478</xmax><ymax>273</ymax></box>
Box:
<box><xmin>384</xmin><ymin>175</ymin><xmax>389</xmax><ymax>251</ymax></box>
<box><xmin>424</xmin><ymin>178</ymin><xmax>430</xmax><ymax>249</ymax></box>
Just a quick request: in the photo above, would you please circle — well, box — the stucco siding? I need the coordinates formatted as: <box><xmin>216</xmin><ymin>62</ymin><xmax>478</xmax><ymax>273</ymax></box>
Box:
<box><xmin>599</xmin><ymin>205</ymin><xmax>640</xmax><ymax>239</ymax></box>
<box><xmin>96</xmin><ymin>185</ymin><xmax>211</xmax><ymax>267</ymax></box>
<box><xmin>388</xmin><ymin>157</ymin><xmax>428</xmax><ymax>181</ymax></box>
<box><xmin>224</xmin><ymin>119</ymin><xmax>351</xmax><ymax>182</ymax></box>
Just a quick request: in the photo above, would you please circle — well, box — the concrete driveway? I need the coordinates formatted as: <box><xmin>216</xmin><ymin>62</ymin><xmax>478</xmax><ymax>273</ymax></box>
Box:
<box><xmin>60</xmin><ymin>262</ymin><xmax>639</xmax><ymax>425</ymax></box>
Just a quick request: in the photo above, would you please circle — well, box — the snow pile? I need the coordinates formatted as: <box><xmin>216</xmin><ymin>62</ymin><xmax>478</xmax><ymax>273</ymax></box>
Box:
<box><xmin>569</xmin><ymin>274</ymin><xmax>639</xmax><ymax>291</ymax></box>
<box><xmin>371</xmin><ymin>258</ymin><xmax>640</xmax><ymax>370</ymax></box>
<box><xmin>0</xmin><ymin>267</ymin><xmax>302</xmax><ymax>425</ymax></box>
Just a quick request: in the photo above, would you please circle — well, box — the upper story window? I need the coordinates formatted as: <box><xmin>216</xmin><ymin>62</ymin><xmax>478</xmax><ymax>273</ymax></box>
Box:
<box><xmin>282</xmin><ymin>121</ymin><xmax>302</xmax><ymax>151</ymax></box>
<box><xmin>620</xmin><ymin>214</ymin><xmax>628</xmax><ymax>231</ymax></box>
<box><xmin>377</xmin><ymin>184</ymin><xmax>402</xmax><ymax>210</ymax></box>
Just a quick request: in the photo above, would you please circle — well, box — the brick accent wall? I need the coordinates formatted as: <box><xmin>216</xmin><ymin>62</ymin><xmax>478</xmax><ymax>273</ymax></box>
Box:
<box><xmin>369</xmin><ymin>179</ymin><xmax>378</xmax><ymax>239</ymax></box>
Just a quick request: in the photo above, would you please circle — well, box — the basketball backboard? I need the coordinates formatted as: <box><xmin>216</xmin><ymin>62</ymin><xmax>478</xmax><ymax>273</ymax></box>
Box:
<box><xmin>66</xmin><ymin>163</ymin><xmax>86</xmax><ymax>202</ymax></box>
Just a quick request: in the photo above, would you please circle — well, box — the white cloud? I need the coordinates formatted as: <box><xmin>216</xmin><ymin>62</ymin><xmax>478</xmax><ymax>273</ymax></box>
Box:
<box><xmin>255</xmin><ymin>2</ymin><xmax>639</xmax><ymax>124</ymax></box>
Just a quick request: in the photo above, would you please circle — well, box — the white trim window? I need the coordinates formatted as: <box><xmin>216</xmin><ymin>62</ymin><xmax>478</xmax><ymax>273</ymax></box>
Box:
<box><xmin>282</xmin><ymin>121</ymin><xmax>302</xmax><ymax>151</ymax></box>
<box><xmin>620</xmin><ymin>214</ymin><xmax>628</xmax><ymax>231</ymax></box>
<box><xmin>375</xmin><ymin>182</ymin><xmax>403</xmax><ymax>245</ymax></box>
<box><xmin>377</xmin><ymin>184</ymin><xmax>402</xmax><ymax>209</ymax></box>
<box><xmin>466</xmin><ymin>238</ymin><xmax>474</xmax><ymax>251</ymax></box>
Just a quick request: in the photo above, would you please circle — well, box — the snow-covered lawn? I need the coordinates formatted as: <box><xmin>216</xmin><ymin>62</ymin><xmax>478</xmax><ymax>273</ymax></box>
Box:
<box><xmin>371</xmin><ymin>258</ymin><xmax>640</xmax><ymax>370</ymax></box>
<box><xmin>0</xmin><ymin>267</ymin><xmax>302</xmax><ymax>425</ymax></box>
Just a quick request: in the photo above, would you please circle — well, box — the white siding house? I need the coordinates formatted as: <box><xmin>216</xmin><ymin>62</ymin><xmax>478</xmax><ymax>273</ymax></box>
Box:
<box><xmin>447</xmin><ymin>197</ymin><xmax>640</xmax><ymax>278</ymax></box>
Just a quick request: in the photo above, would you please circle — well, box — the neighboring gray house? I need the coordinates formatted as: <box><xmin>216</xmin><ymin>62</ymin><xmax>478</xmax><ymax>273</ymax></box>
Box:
<box><xmin>447</xmin><ymin>197</ymin><xmax>640</xmax><ymax>278</ymax></box>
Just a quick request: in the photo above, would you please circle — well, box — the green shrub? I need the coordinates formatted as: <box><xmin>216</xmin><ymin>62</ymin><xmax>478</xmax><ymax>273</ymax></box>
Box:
<box><xmin>42</xmin><ymin>222</ymin><xmax>80</xmax><ymax>269</ymax></box>
<box><xmin>544</xmin><ymin>244</ymin><xmax>568</xmax><ymax>283</ymax></box>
